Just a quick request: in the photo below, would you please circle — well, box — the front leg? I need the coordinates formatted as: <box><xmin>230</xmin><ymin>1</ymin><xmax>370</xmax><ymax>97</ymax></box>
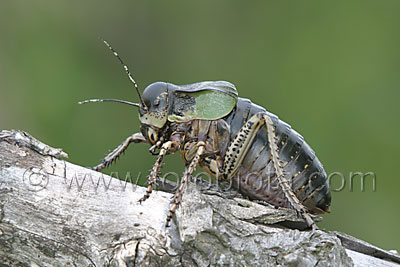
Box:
<box><xmin>92</xmin><ymin>132</ymin><xmax>147</xmax><ymax>171</ymax></box>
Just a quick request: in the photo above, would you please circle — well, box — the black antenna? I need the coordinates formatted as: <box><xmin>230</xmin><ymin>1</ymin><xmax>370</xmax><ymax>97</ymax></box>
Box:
<box><xmin>78</xmin><ymin>98</ymin><xmax>140</xmax><ymax>107</ymax></box>
<box><xmin>100</xmin><ymin>37</ymin><xmax>147</xmax><ymax>110</ymax></box>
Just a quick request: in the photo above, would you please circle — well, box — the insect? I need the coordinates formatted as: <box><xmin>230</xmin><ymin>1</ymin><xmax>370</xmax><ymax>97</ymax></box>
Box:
<box><xmin>80</xmin><ymin>39</ymin><xmax>331</xmax><ymax>230</ymax></box>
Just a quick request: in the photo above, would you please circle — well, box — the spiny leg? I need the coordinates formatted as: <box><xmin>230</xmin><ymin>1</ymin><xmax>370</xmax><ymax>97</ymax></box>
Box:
<box><xmin>263</xmin><ymin>114</ymin><xmax>317</xmax><ymax>230</ymax></box>
<box><xmin>139</xmin><ymin>141</ymin><xmax>180</xmax><ymax>203</ymax></box>
<box><xmin>165</xmin><ymin>141</ymin><xmax>205</xmax><ymax>227</ymax></box>
<box><xmin>148</xmin><ymin>140</ymin><xmax>163</xmax><ymax>155</ymax></box>
<box><xmin>222</xmin><ymin>112</ymin><xmax>317</xmax><ymax>230</ymax></box>
<box><xmin>222</xmin><ymin>113</ymin><xmax>266</xmax><ymax>179</ymax></box>
<box><xmin>93</xmin><ymin>132</ymin><xmax>146</xmax><ymax>171</ymax></box>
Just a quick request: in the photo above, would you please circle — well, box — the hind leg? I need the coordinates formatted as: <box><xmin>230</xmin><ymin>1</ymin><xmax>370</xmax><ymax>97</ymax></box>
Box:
<box><xmin>222</xmin><ymin>112</ymin><xmax>317</xmax><ymax>230</ymax></box>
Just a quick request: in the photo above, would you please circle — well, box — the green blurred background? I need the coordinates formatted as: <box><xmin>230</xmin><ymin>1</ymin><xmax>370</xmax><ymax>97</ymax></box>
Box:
<box><xmin>1</xmin><ymin>0</ymin><xmax>399</xmax><ymax>251</ymax></box>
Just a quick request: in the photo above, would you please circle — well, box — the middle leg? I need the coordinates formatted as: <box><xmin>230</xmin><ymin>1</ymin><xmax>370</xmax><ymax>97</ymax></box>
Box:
<box><xmin>165</xmin><ymin>141</ymin><xmax>206</xmax><ymax>227</ymax></box>
<box><xmin>139</xmin><ymin>140</ymin><xmax>180</xmax><ymax>203</ymax></box>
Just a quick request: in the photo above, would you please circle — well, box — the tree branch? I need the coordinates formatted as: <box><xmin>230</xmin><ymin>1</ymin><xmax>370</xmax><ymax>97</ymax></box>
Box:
<box><xmin>0</xmin><ymin>129</ymin><xmax>399</xmax><ymax>266</ymax></box>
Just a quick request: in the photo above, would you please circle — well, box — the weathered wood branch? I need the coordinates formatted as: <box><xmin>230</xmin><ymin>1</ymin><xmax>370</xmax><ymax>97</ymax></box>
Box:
<box><xmin>0</xmin><ymin>129</ymin><xmax>399</xmax><ymax>266</ymax></box>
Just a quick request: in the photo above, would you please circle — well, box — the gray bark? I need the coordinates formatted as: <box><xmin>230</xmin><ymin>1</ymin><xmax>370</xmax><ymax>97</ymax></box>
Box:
<box><xmin>0</xmin><ymin>129</ymin><xmax>399</xmax><ymax>266</ymax></box>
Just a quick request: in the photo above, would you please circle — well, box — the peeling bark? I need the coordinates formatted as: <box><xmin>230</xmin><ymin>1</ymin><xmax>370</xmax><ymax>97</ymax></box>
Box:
<box><xmin>0</xmin><ymin>129</ymin><xmax>399</xmax><ymax>266</ymax></box>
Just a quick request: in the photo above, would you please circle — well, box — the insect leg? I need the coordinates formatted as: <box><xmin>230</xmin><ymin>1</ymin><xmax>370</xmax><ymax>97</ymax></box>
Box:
<box><xmin>223</xmin><ymin>112</ymin><xmax>317</xmax><ymax>230</ymax></box>
<box><xmin>263</xmin><ymin>113</ymin><xmax>317</xmax><ymax>230</ymax></box>
<box><xmin>92</xmin><ymin>132</ymin><xmax>147</xmax><ymax>171</ymax></box>
<box><xmin>139</xmin><ymin>140</ymin><xmax>180</xmax><ymax>203</ymax></box>
<box><xmin>223</xmin><ymin>113</ymin><xmax>265</xmax><ymax>180</ymax></box>
<box><xmin>165</xmin><ymin>141</ymin><xmax>205</xmax><ymax>227</ymax></box>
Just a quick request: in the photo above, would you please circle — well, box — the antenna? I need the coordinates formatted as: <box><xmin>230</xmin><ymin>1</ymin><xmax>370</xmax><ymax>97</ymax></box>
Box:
<box><xmin>100</xmin><ymin>37</ymin><xmax>147</xmax><ymax>110</ymax></box>
<box><xmin>78</xmin><ymin>98</ymin><xmax>140</xmax><ymax>107</ymax></box>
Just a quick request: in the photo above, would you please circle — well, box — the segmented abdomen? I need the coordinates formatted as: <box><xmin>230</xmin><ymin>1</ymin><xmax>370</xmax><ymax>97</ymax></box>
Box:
<box><xmin>224</xmin><ymin>98</ymin><xmax>331</xmax><ymax>214</ymax></box>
